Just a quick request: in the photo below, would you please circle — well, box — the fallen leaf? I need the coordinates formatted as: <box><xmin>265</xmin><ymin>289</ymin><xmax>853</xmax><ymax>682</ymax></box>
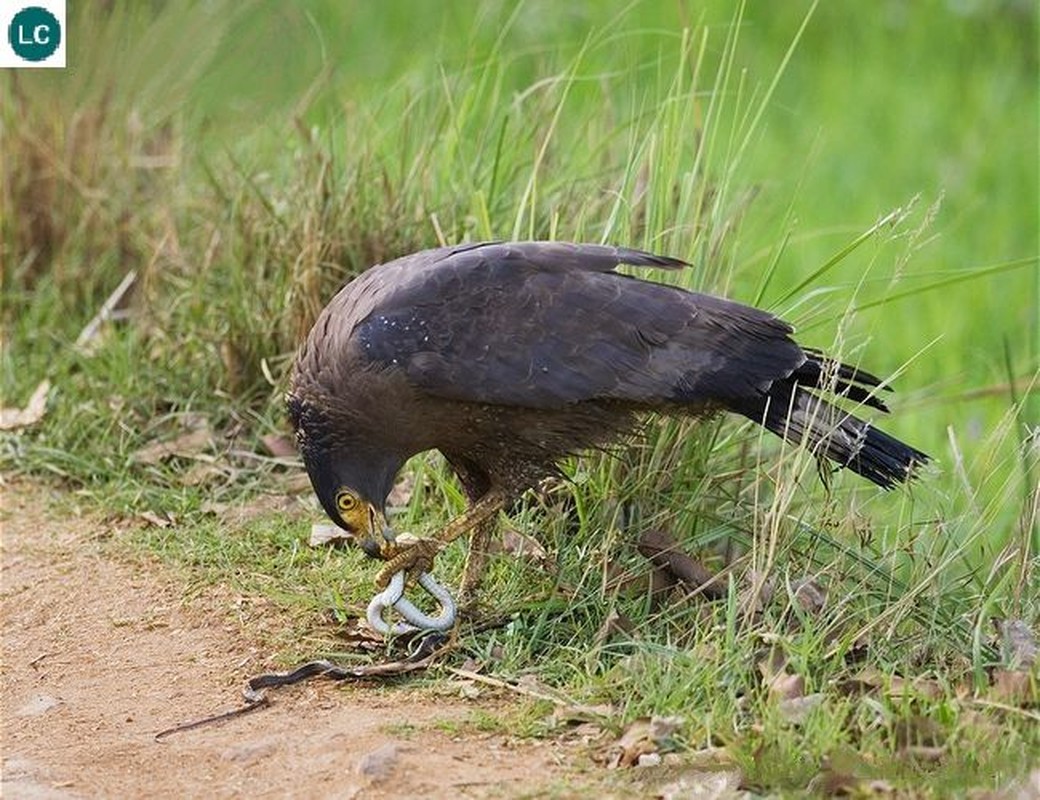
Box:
<box><xmin>678</xmin><ymin>747</ymin><xmax>736</xmax><ymax>770</ymax></box>
<box><xmin>605</xmin><ymin>715</ymin><xmax>685</xmax><ymax>769</ymax></box>
<box><xmin>887</xmin><ymin>674</ymin><xmax>944</xmax><ymax>702</ymax></box>
<box><xmin>260</xmin><ymin>433</ymin><xmax>297</xmax><ymax>458</ymax></box>
<box><xmin>330</xmin><ymin>617</ymin><xmax>388</xmax><ymax>651</ymax></box>
<box><xmin>138</xmin><ymin>510</ymin><xmax>174</xmax><ymax>528</ymax></box>
<box><xmin>386</xmin><ymin>472</ymin><xmax>415</xmax><ymax>508</ymax></box>
<box><xmin>637</xmin><ymin>528</ymin><xmax>725</xmax><ymax>599</ymax></box>
<box><xmin>132</xmin><ymin>420</ymin><xmax>214</xmax><ymax>464</ymax></box>
<box><xmin>551</xmin><ymin>702</ymin><xmax>615</xmax><ymax>727</ymax></box>
<box><xmin>607</xmin><ymin>720</ymin><xmax>657</xmax><ymax>769</ymax></box>
<box><xmin>837</xmin><ymin>667</ymin><xmax>883</xmax><ymax>695</ymax></box>
<box><xmin>840</xmin><ymin>668</ymin><xmax>943</xmax><ymax>702</ymax></box>
<box><xmin>759</xmin><ymin>655</ymin><xmax>820</xmax><ymax>724</ymax></box>
<box><xmin>567</xmin><ymin>721</ymin><xmax>607</xmax><ymax>743</ymax></box>
<box><xmin>988</xmin><ymin>669</ymin><xmax>1036</xmax><ymax>706</ymax></box>
<box><xmin>0</xmin><ymin>380</ymin><xmax>51</xmax><ymax>430</ymax></box>
<box><xmin>766</xmin><ymin>672</ymin><xmax>805</xmax><ymax>703</ymax></box>
<box><xmin>280</xmin><ymin>472</ymin><xmax>313</xmax><ymax>495</ymax></box>
<box><xmin>810</xmin><ymin>747</ymin><xmax>876</xmax><ymax>795</ymax></box>
<box><xmin>181</xmin><ymin>460</ymin><xmax>232</xmax><ymax>486</ymax></box>
<box><xmin>791</xmin><ymin>577</ymin><xmax>827</xmax><ymax>614</ymax></box>
<box><xmin>310</xmin><ymin>522</ymin><xmax>352</xmax><ymax>547</ymax></box>
<box><xmin>778</xmin><ymin>693</ymin><xmax>825</xmax><ymax>725</ymax></box>
<box><xmin>757</xmin><ymin>647</ymin><xmax>788</xmax><ymax>680</ymax></box>
<box><xmin>492</xmin><ymin>527</ymin><xmax>551</xmax><ymax>569</ymax></box>
<box><xmin>650</xmin><ymin>716</ymin><xmax>684</xmax><ymax>743</ymax></box>
<box><xmin>516</xmin><ymin>672</ymin><xmax>555</xmax><ymax>696</ymax></box>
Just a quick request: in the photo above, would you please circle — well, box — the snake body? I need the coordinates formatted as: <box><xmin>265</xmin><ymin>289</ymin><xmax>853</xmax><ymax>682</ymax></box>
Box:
<box><xmin>366</xmin><ymin>571</ymin><xmax>457</xmax><ymax>636</ymax></box>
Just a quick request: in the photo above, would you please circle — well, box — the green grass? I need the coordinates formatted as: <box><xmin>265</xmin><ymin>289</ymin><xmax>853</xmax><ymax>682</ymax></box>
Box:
<box><xmin>2</xmin><ymin>1</ymin><xmax>1037</xmax><ymax>795</ymax></box>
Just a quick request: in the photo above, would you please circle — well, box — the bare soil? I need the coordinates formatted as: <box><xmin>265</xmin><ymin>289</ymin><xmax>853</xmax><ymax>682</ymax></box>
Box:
<box><xmin>0</xmin><ymin>482</ymin><xmax>606</xmax><ymax>799</ymax></box>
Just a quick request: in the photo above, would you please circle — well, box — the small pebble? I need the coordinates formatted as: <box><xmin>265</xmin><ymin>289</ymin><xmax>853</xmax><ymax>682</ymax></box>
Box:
<box><xmin>221</xmin><ymin>740</ymin><xmax>277</xmax><ymax>764</ymax></box>
<box><xmin>356</xmin><ymin>742</ymin><xmax>400</xmax><ymax>780</ymax></box>
<box><xmin>17</xmin><ymin>694</ymin><xmax>62</xmax><ymax>717</ymax></box>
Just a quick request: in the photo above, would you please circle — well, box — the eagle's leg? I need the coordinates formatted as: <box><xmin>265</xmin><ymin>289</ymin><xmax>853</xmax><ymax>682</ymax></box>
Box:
<box><xmin>374</xmin><ymin>490</ymin><xmax>506</xmax><ymax>589</ymax></box>
<box><xmin>446</xmin><ymin>454</ymin><xmax>499</xmax><ymax>606</ymax></box>
<box><xmin>458</xmin><ymin>514</ymin><xmax>496</xmax><ymax>608</ymax></box>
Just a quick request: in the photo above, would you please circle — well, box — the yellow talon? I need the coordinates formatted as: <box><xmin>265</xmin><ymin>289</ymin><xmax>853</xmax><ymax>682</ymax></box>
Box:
<box><xmin>373</xmin><ymin>536</ymin><xmax>443</xmax><ymax>589</ymax></box>
<box><xmin>370</xmin><ymin>493</ymin><xmax>507</xmax><ymax>589</ymax></box>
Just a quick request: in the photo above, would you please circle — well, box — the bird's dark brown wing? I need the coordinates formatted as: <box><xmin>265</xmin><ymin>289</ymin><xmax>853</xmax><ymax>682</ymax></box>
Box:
<box><xmin>353</xmin><ymin>242</ymin><xmax>806</xmax><ymax>409</ymax></box>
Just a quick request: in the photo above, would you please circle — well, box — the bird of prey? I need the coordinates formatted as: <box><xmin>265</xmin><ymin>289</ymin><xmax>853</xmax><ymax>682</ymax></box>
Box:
<box><xmin>288</xmin><ymin>241</ymin><xmax>928</xmax><ymax>599</ymax></box>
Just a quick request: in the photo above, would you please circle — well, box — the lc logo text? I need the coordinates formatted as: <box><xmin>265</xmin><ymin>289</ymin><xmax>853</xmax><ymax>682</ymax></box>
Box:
<box><xmin>3</xmin><ymin>3</ymin><xmax>66</xmax><ymax>67</ymax></box>
<box><xmin>15</xmin><ymin>20</ymin><xmax>53</xmax><ymax>45</ymax></box>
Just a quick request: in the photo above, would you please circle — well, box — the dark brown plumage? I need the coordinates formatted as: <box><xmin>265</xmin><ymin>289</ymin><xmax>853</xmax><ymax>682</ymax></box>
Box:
<box><xmin>287</xmin><ymin>241</ymin><xmax>928</xmax><ymax>594</ymax></box>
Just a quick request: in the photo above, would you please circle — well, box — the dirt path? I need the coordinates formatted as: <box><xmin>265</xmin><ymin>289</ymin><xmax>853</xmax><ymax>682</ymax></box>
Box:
<box><xmin>0</xmin><ymin>483</ymin><xmax>602</xmax><ymax>799</ymax></box>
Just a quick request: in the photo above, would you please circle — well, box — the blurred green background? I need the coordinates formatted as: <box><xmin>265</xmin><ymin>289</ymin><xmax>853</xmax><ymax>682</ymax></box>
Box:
<box><xmin>6</xmin><ymin>0</ymin><xmax>1036</xmax><ymax>457</ymax></box>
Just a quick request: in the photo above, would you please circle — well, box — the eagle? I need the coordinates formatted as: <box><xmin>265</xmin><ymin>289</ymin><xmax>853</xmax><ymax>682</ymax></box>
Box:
<box><xmin>287</xmin><ymin>241</ymin><xmax>928</xmax><ymax>599</ymax></box>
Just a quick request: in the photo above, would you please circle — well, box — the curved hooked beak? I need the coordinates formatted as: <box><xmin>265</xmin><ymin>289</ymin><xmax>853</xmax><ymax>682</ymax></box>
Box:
<box><xmin>358</xmin><ymin>506</ymin><xmax>396</xmax><ymax>560</ymax></box>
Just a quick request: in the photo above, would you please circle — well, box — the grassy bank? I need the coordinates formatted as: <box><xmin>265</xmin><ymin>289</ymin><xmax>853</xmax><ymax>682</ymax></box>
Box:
<box><xmin>3</xmin><ymin>1</ymin><xmax>1037</xmax><ymax>795</ymax></box>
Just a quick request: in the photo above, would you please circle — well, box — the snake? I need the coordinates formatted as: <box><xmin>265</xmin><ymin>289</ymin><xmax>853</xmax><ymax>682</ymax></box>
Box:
<box><xmin>153</xmin><ymin>570</ymin><xmax>456</xmax><ymax>740</ymax></box>
<box><xmin>365</xmin><ymin>570</ymin><xmax>457</xmax><ymax>636</ymax></box>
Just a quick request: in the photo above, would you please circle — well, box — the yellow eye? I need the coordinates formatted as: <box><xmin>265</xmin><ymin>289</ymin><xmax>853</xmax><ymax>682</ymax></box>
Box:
<box><xmin>335</xmin><ymin>489</ymin><xmax>359</xmax><ymax>514</ymax></box>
